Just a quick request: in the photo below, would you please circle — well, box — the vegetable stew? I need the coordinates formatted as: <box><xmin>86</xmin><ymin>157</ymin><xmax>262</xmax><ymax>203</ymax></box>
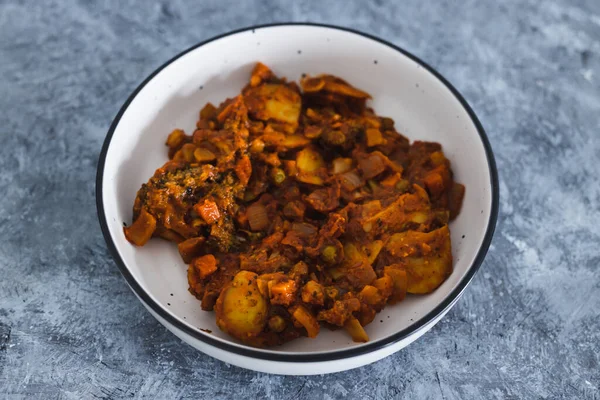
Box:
<box><xmin>124</xmin><ymin>63</ymin><xmax>465</xmax><ymax>347</ymax></box>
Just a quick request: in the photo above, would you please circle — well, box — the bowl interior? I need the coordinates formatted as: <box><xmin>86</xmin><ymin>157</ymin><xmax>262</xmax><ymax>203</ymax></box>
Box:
<box><xmin>100</xmin><ymin>25</ymin><xmax>494</xmax><ymax>355</ymax></box>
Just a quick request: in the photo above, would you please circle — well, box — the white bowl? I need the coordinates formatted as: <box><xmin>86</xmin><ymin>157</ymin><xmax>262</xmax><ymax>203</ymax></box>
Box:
<box><xmin>96</xmin><ymin>23</ymin><xmax>498</xmax><ymax>375</ymax></box>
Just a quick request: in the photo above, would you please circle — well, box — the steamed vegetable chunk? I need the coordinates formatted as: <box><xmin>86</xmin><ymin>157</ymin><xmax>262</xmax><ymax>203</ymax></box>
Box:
<box><xmin>384</xmin><ymin>226</ymin><xmax>452</xmax><ymax>293</ymax></box>
<box><xmin>124</xmin><ymin>62</ymin><xmax>464</xmax><ymax>347</ymax></box>
<box><xmin>215</xmin><ymin>271</ymin><xmax>268</xmax><ymax>342</ymax></box>
<box><xmin>244</xmin><ymin>83</ymin><xmax>301</xmax><ymax>130</ymax></box>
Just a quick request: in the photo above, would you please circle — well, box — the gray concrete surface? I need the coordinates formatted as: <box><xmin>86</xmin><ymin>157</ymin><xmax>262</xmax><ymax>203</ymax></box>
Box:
<box><xmin>0</xmin><ymin>0</ymin><xmax>599</xmax><ymax>398</ymax></box>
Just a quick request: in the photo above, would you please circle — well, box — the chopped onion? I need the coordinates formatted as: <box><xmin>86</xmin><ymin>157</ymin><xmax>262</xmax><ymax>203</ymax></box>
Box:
<box><xmin>358</xmin><ymin>153</ymin><xmax>386</xmax><ymax>179</ymax></box>
<box><xmin>340</xmin><ymin>171</ymin><xmax>362</xmax><ymax>191</ymax></box>
<box><xmin>247</xmin><ymin>202</ymin><xmax>269</xmax><ymax>231</ymax></box>
<box><xmin>291</xmin><ymin>222</ymin><xmax>317</xmax><ymax>237</ymax></box>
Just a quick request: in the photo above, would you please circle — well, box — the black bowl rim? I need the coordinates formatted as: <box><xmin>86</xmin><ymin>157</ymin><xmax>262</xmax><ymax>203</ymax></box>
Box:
<box><xmin>96</xmin><ymin>22</ymin><xmax>499</xmax><ymax>363</ymax></box>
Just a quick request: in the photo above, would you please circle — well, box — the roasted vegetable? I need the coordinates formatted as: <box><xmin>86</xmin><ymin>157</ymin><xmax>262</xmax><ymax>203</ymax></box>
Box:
<box><xmin>291</xmin><ymin>305</ymin><xmax>320</xmax><ymax>338</ymax></box>
<box><xmin>244</xmin><ymin>83</ymin><xmax>301</xmax><ymax>129</ymax></box>
<box><xmin>178</xmin><ymin>237</ymin><xmax>206</xmax><ymax>263</ymax></box>
<box><xmin>123</xmin><ymin>209</ymin><xmax>156</xmax><ymax>246</ymax></box>
<box><xmin>384</xmin><ymin>226</ymin><xmax>452</xmax><ymax>294</ymax></box>
<box><xmin>344</xmin><ymin>317</ymin><xmax>369</xmax><ymax>342</ymax></box>
<box><xmin>215</xmin><ymin>271</ymin><xmax>268</xmax><ymax>343</ymax></box>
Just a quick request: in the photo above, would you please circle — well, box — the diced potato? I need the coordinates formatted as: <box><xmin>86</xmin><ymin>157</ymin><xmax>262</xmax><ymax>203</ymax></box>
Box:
<box><xmin>385</xmin><ymin>226</ymin><xmax>452</xmax><ymax>294</ymax></box>
<box><xmin>124</xmin><ymin>209</ymin><xmax>156</xmax><ymax>246</ymax></box>
<box><xmin>296</xmin><ymin>147</ymin><xmax>324</xmax><ymax>172</ymax></box>
<box><xmin>191</xmin><ymin>254</ymin><xmax>218</xmax><ymax>279</ymax></box>
<box><xmin>245</xmin><ymin>84</ymin><xmax>301</xmax><ymax>125</ymax></box>
<box><xmin>373</xmin><ymin>275</ymin><xmax>394</xmax><ymax>299</ymax></box>
<box><xmin>358</xmin><ymin>285</ymin><xmax>385</xmax><ymax>308</ymax></box>
<box><xmin>268</xmin><ymin>278</ymin><xmax>297</xmax><ymax>306</ymax></box>
<box><xmin>344</xmin><ymin>317</ymin><xmax>369</xmax><ymax>342</ymax></box>
<box><xmin>177</xmin><ymin>236</ymin><xmax>206</xmax><ymax>263</ymax></box>
<box><xmin>215</xmin><ymin>271</ymin><xmax>269</xmax><ymax>342</ymax></box>
<box><xmin>282</xmin><ymin>134</ymin><xmax>310</xmax><ymax>148</ymax></box>
<box><xmin>296</xmin><ymin>173</ymin><xmax>324</xmax><ymax>186</ymax></box>
<box><xmin>291</xmin><ymin>305</ymin><xmax>320</xmax><ymax>338</ymax></box>
<box><xmin>363</xmin><ymin>240</ymin><xmax>384</xmax><ymax>264</ymax></box>
<box><xmin>383</xmin><ymin>267</ymin><xmax>408</xmax><ymax>304</ymax></box>
<box><xmin>365</xmin><ymin>128</ymin><xmax>384</xmax><ymax>147</ymax></box>
<box><xmin>301</xmin><ymin>281</ymin><xmax>325</xmax><ymax>306</ymax></box>
<box><xmin>404</xmin><ymin>256</ymin><xmax>451</xmax><ymax>294</ymax></box>
<box><xmin>193</xmin><ymin>147</ymin><xmax>216</xmax><ymax>163</ymax></box>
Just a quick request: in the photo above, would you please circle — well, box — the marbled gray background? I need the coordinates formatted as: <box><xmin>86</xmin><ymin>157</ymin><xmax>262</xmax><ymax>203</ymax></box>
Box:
<box><xmin>0</xmin><ymin>0</ymin><xmax>599</xmax><ymax>398</ymax></box>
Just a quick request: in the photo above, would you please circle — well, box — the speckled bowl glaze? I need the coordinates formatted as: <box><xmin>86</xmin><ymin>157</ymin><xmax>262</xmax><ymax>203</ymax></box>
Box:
<box><xmin>96</xmin><ymin>23</ymin><xmax>499</xmax><ymax>375</ymax></box>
